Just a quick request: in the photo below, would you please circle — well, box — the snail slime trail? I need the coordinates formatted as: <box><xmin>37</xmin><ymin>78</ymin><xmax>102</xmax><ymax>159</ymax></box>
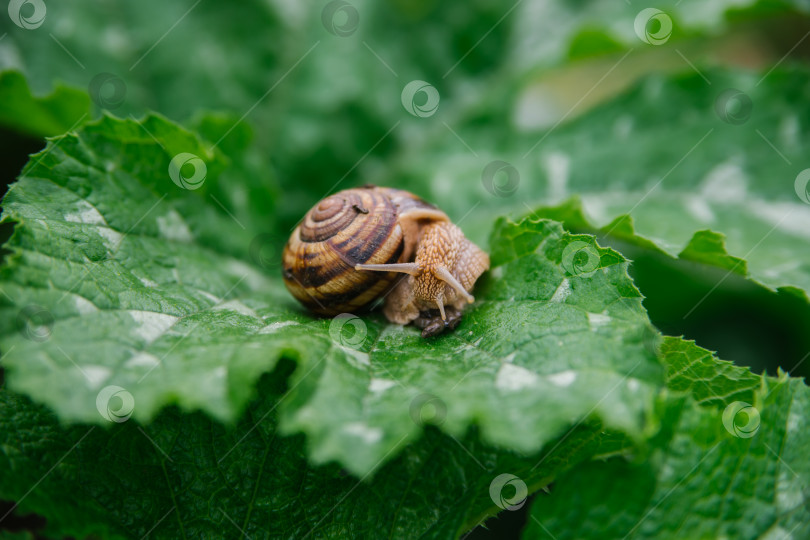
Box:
<box><xmin>282</xmin><ymin>186</ymin><xmax>489</xmax><ymax>337</ymax></box>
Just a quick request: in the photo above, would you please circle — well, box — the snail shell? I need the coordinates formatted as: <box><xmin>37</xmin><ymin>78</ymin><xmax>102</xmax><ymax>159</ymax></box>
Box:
<box><xmin>282</xmin><ymin>186</ymin><xmax>489</xmax><ymax>335</ymax></box>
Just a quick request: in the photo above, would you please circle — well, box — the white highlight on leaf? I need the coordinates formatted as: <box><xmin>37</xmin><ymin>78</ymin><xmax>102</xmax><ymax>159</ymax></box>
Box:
<box><xmin>490</xmin><ymin>266</ymin><xmax>504</xmax><ymax>280</ymax></box>
<box><xmin>627</xmin><ymin>379</ymin><xmax>640</xmax><ymax>392</ymax></box>
<box><xmin>786</xmin><ymin>408</ymin><xmax>802</xmax><ymax>433</ymax></box>
<box><xmin>343</xmin><ymin>348</ymin><xmax>371</xmax><ymax>368</ymax></box>
<box><xmin>96</xmin><ymin>226</ymin><xmax>124</xmax><ymax>250</ymax></box>
<box><xmin>156</xmin><ymin>209</ymin><xmax>193</xmax><ymax>242</ymax></box>
<box><xmin>64</xmin><ymin>200</ymin><xmax>106</xmax><ymax>225</ymax></box>
<box><xmin>747</xmin><ymin>200</ymin><xmax>810</xmax><ymax>240</ymax></box>
<box><xmin>73</xmin><ymin>296</ymin><xmax>98</xmax><ymax>314</ymax></box>
<box><xmin>124</xmin><ymin>352</ymin><xmax>161</xmax><ymax>369</ymax></box>
<box><xmin>128</xmin><ymin>311</ymin><xmax>178</xmax><ymax>344</ymax></box>
<box><xmin>543</xmin><ymin>151</ymin><xmax>570</xmax><ymax>202</ymax></box>
<box><xmin>101</xmin><ymin>26</ymin><xmax>128</xmax><ymax>55</ymax></box>
<box><xmin>514</xmin><ymin>85</ymin><xmax>564</xmax><ymax>130</ymax></box>
<box><xmin>138</xmin><ymin>276</ymin><xmax>159</xmax><ymax>288</ymax></box>
<box><xmin>579</xmin><ymin>194</ymin><xmax>608</xmax><ymax>224</ymax></box>
<box><xmin>546</xmin><ymin>370</ymin><xmax>576</xmax><ymax>387</ymax></box>
<box><xmin>343</xmin><ymin>422</ymin><xmax>382</xmax><ymax>444</ymax></box>
<box><xmin>587</xmin><ymin>312</ymin><xmax>611</xmax><ymax>328</ymax></box>
<box><xmin>260</xmin><ymin>321</ymin><xmax>300</xmax><ymax>333</ymax></box>
<box><xmin>549</xmin><ymin>278</ymin><xmax>571</xmax><ymax>303</ymax></box>
<box><xmin>496</xmin><ymin>363</ymin><xmax>539</xmax><ymax>391</ymax></box>
<box><xmin>225</xmin><ymin>260</ymin><xmax>268</xmax><ymax>291</ymax></box>
<box><xmin>82</xmin><ymin>365</ymin><xmax>111</xmax><ymax>388</ymax></box>
<box><xmin>369</xmin><ymin>379</ymin><xmax>396</xmax><ymax>393</ymax></box>
<box><xmin>779</xmin><ymin>114</ymin><xmax>800</xmax><ymax>149</ymax></box>
<box><xmin>776</xmin><ymin>469</ymin><xmax>805</xmax><ymax>513</ymax></box>
<box><xmin>700</xmin><ymin>161</ymin><xmax>747</xmax><ymax>203</ymax></box>
<box><xmin>212</xmin><ymin>299</ymin><xmax>259</xmax><ymax>319</ymax></box>
<box><xmin>197</xmin><ymin>290</ymin><xmax>221</xmax><ymax>303</ymax></box>
<box><xmin>685</xmin><ymin>196</ymin><xmax>715</xmax><ymax>223</ymax></box>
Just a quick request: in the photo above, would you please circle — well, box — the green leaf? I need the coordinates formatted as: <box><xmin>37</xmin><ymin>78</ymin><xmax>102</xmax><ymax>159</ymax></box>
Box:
<box><xmin>509</xmin><ymin>0</ymin><xmax>809</xmax><ymax>69</ymax></box>
<box><xmin>0</xmin><ymin>0</ymin><xmax>287</xmax><ymax>123</ymax></box>
<box><xmin>0</xmin><ymin>114</ymin><xmax>664</xmax><ymax>476</ymax></box>
<box><xmin>524</xmin><ymin>339</ymin><xmax>810</xmax><ymax>539</ymax></box>
<box><xmin>660</xmin><ymin>336</ymin><xmax>761</xmax><ymax>406</ymax></box>
<box><xmin>529</xmin><ymin>68</ymin><xmax>810</xmax><ymax>301</ymax></box>
<box><xmin>8</xmin><ymin>0</ymin><xmax>798</xmax><ymax>234</ymax></box>
<box><xmin>0</xmin><ymin>70</ymin><xmax>90</xmax><ymax>137</ymax></box>
<box><xmin>0</xmin><ymin>375</ymin><xmax>634</xmax><ymax>539</ymax></box>
<box><xmin>392</xmin><ymin>67</ymin><xmax>810</xmax><ymax>302</ymax></box>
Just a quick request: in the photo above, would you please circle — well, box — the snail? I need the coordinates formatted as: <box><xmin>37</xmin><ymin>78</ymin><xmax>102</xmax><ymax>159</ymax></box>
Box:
<box><xmin>282</xmin><ymin>186</ymin><xmax>489</xmax><ymax>337</ymax></box>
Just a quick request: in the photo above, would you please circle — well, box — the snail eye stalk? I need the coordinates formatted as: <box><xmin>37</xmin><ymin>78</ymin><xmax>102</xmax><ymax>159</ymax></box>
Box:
<box><xmin>355</xmin><ymin>262</ymin><xmax>420</xmax><ymax>276</ymax></box>
<box><xmin>435</xmin><ymin>266</ymin><xmax>474</xmax><ymax>303</ymax></box>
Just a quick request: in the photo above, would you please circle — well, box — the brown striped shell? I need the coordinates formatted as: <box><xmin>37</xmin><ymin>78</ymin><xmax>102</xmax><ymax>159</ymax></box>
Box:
<box><xmin>282</xmin><ymin>186</ymin><xmax>489</xmax><ymax>337</ymax></box>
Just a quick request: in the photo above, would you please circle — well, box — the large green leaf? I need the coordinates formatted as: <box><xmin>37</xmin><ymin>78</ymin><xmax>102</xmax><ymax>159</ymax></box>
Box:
<box><xmin>0</xmin><ymin>374</ymin><xmax>634</xmax><ymax>539</ymax></box>
<box><xmin>524</xmin><ymin>338</ymin><xmax>810</xmax><ymax>539</ymax></box>
<box><xmin>391</xmin><ymin>67</ymin><xmax>810</xmax><ymax>303</ymax></box>
<box><xmin>0</xmin><ymin>114</ymin><xmax>664</xmax><ymax>475</ymax></box>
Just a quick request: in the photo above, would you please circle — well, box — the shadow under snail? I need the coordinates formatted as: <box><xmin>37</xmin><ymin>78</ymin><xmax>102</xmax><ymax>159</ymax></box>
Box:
<box><xmin>282</xmin><ymin>186</ymin><xmax>490</xmax><ymax>337</ymax></box>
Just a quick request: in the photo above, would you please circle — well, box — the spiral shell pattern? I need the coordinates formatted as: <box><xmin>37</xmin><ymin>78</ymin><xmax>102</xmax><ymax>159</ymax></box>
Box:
<box><xmin>283</xmin><ymin>188</ymin><xmax>410</xmax><ymax>315</ymax></box>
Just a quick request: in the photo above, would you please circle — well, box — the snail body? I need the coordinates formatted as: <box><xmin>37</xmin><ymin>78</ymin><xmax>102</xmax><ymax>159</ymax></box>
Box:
<box><xmin>282</xmin><ymin>186</ymin><xmax>489</xmax><ymax>336</ymax></box>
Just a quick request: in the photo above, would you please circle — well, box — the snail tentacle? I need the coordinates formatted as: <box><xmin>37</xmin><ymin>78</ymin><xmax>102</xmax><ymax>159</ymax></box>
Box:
<box><xmin>355</xmin><ymin>262</ymin><xmax>420</xmax><ymax>275</ymax></box>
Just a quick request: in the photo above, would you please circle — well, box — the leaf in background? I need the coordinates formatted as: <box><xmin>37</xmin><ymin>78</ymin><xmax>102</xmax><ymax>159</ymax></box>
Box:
<box><xmin>524</xmin><ymin>339</ymin><xmax>810</xmax><ymax>539</ymax></box>
<box><xmin>0</xmin><ymin>114</ymin><xmax>663</xmax><ymax>476</ymax></box>
<box><xmin>509</xmin><ymin>0</ymin><xmax>808</xmax><ymax>69</ymax></box>
<box><xmin>391</xmin><ymin>67</ymin><xmax>810</xmax><ymax>303</ymax></box>
<box><xmin>0</xmin><ymin>0</ymin><xmax>519</xmax><ymax>229</ymax></box>
<box><xmin>0</xmin><ymin>0</ymin><xmax>287</xmax><ymax>123</ymax></box>
<box><xmin>0</xmin><ymin>70</ymin><xmax>90</xmax><ymax>137</ymax></box>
